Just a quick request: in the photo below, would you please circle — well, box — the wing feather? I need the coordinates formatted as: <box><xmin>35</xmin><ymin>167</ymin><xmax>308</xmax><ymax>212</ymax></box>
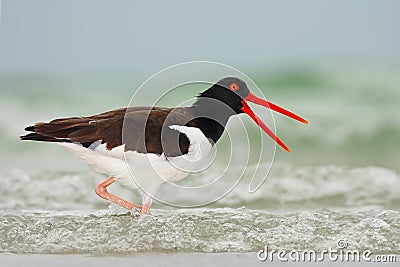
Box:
<box><xmin>20</xmin><ymin>107</ymin><xmax>198</xmax><ymax>157</ymax></box>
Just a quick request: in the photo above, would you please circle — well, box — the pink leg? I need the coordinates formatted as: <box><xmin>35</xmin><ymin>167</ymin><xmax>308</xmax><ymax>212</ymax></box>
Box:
<box><xmin>95</xmin><ymin>177</ymin><xmax>141</xmax><ymax>210</ymax></box>
<box><xmin>140</xmin><ymin>195</ymin><xmax>153</xmax><ymax>216</ymax></box>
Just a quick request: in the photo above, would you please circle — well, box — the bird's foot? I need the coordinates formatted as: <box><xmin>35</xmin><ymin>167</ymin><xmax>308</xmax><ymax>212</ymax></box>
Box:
<box><xmin>95</xmin><ymin>177</ymin><xmax>142</xmax><ymax>210</ymax></box>
<box><xmin>128</xmin><ymin>207</ymin><xmax>142</xmax><ymax>217</ymax></box>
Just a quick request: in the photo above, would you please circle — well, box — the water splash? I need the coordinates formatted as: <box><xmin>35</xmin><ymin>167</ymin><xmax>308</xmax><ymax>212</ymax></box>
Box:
<box><xmin>0</xmin><ymin>208</ymin><xmax>399</xmax><ymax>254</ymax></box>
<box><xmin>1</xmin><ymin>165</ymin><xmax>399</xmax><ymax>210</ymax></box>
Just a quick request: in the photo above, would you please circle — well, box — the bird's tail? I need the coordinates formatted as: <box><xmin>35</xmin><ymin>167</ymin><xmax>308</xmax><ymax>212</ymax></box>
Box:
<box><xmin>20</xmin><ymin>124</ymin><xmax>73</xmax><ymax>143</ymax></box>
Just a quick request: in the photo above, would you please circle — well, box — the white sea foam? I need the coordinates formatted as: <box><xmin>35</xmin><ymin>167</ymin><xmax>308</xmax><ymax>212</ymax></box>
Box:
<box><xmin>0</xmin><ymin>208</ymin><xmax>399</xmax><ymax>254</ymax></box>
<box><xmin>0</xmin><ymin>165</ymin><xmax>399</xmax><ymax>210</ymax></box>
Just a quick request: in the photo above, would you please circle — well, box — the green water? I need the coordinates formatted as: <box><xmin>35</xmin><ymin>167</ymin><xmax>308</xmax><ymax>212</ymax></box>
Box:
<box><xmin>0</xmin><ymin>64</ymin><xmax>399</xmax><ymax>257</ymax></box>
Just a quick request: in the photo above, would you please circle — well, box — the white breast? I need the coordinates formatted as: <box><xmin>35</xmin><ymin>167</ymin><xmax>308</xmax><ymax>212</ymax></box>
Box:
<box><xmin>59</xmin><ymin>125</ymin><xmax>212</xmax><ymax>197</ymax></box>
<box><xmin>167</xmin><ymin>125</ymin><xmax>213</xmax><ymax>177</ymax></box>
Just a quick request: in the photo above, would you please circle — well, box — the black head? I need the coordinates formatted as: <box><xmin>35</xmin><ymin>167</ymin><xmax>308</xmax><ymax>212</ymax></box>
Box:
<box><xmin>196</xmin><ymin>77</ymin><xmax>251</xmax><ymax>114</ymax></box>
<box><xmin>192</xmin><ymin>76</ymin><xmax>308</xmax><ymax>152</ymax></box>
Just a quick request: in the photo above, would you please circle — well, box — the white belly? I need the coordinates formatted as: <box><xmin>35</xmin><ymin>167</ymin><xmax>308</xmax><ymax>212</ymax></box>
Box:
<box><xmin>59</xmin><ymin>125</ymin><xmax>212</xmax><ymax>197</ymax></box>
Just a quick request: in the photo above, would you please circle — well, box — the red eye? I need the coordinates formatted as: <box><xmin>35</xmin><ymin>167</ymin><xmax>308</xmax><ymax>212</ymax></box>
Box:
<box><xmin>230</xmin><ymin>83</ymin><xmax>239</xmax><ymax>91</ymax></box>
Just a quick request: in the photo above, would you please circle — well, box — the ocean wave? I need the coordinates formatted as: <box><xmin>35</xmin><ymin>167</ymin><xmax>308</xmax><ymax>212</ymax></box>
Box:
<box><xmin>0</xmin><ymin>208</ymin><xmax>399</xmax><ymax>254</ymax></box>
<box><xmin>1</xmin><ymin>165</ymin><xmax>399</xmax><ymax>210</ymax></box>
<box><xmin>2</xmin><ymin>64</ymin><xmax>400</xmax><ymax>172</ymax></box>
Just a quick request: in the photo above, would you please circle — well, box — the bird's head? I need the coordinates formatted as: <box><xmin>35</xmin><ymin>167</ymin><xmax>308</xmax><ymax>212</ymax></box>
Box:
<box><xmin>196</xmin><ymin>77</ymin><xmax>308</xmax><ymax>152</ymax></box>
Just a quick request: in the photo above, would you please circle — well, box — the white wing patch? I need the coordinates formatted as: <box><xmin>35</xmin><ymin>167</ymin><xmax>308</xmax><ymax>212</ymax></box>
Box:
<box><xmin>169</xmin><ymin>125</ymin><xmax>212</xmax><ymax>155</ymax></box>
<box><xmin>168</xmin><ymin>125</ymin><xmax>213</xmax><ymax>173</ymax></box>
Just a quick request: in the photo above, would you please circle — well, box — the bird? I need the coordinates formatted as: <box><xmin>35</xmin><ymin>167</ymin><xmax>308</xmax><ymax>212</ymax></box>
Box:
<box><xmin>20</xmin><ymin>77</ymin><xmax>308</xmax><ymax>216</ymax></box>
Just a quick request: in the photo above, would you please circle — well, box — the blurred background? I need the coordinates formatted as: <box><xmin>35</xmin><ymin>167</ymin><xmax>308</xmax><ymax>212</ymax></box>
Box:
<box><xmin>0</xmin><ymin>0</ymin><xmax>400</xmax><ymax>256</ymax></box>
<box><xmin>1</xmin><ymin>0</ymin><xmax>399</xmax><ymax>172</ymax></box>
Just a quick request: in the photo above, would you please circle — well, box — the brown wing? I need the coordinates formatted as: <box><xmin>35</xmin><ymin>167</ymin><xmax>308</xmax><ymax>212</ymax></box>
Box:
<box><xmin>20</xmin><ymin>107</ymin><xmax>198</xmax><ymax>157</ymax></box>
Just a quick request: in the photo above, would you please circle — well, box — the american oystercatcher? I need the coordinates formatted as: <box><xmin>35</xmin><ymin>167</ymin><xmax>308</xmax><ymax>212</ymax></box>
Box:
<box><xmin>21</xmin><ymin>77</ymin><xmax>307</xmax><ymax>216</ymax></box>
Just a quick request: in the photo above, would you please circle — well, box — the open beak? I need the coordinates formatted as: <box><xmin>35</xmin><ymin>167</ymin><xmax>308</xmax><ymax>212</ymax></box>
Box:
<box><xmin>241</xmin><ymin>93</ymin><xmax>308</xmax><ymax>152</ymax></box>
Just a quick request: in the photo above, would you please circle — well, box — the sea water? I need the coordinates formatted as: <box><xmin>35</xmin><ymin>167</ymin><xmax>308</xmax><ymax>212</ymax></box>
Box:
<box><xmin>0</xmin><ymin>64</ymin><xmax>399</xmax><ymax>264</ymax></box>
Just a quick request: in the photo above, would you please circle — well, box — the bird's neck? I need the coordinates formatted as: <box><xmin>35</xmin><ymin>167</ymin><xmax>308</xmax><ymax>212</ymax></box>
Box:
<box><xmin>190</xmin><ymin>97</ymin><xmax>236</xmax><ymax>144</ymax></box>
